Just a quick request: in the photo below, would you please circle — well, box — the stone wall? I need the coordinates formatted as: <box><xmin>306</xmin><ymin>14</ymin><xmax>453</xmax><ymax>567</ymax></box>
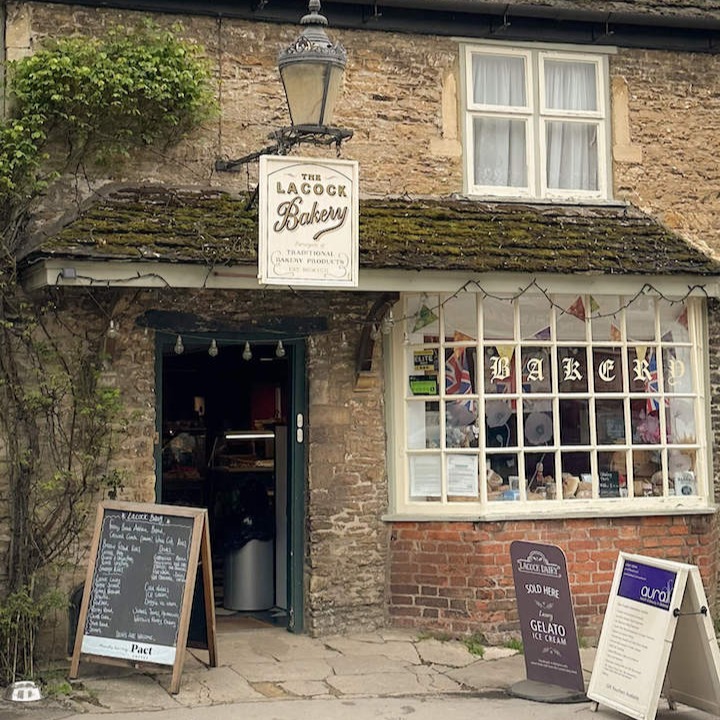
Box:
<box><xmin>3</xmin><ymin>1</ymin><xmax>720</xmax><ymax>641</ymax></box>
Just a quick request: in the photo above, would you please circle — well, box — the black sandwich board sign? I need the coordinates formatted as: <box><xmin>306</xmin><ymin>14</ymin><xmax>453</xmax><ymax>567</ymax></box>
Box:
<box><xmin>588</xmin><ymin>552</ymin><xmax>720</xmax><ymax>720</ymax></box>
<box><xmin>510</xmin><ymin>540</ymin><xmax>585</xmax><ymax>693</ymax></box>
<box><xmin>70</xmin><ymin>501</ymin><xmax>218</xmax><ymax>694</ymax></box>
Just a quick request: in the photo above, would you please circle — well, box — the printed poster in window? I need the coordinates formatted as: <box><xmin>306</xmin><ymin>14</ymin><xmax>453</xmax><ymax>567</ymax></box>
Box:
<box><xmin>410</xmin><ymin>456</ymin><xmax>441</xmax><ymax>497</ymax></box>
<box><xmin>447</xmin><ymin>455</ymin><xmax>478</xmax><ymax>497</ymax></box>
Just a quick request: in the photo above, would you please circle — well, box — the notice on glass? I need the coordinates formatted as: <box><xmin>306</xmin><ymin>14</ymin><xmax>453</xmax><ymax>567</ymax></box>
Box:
<box><xmin>410</xmin><ymin>456</ymin><xmax>441</xmax><ymax>497</ymax></box>
<box><xmin>588</xmin><ymin>555</ymin><xmax>684</xmax><ymax>720</ymax></box>
<box><xmin>447</xmin><ymin>455</ymin><xmax>478</xmax><ymax>497</ymax></box>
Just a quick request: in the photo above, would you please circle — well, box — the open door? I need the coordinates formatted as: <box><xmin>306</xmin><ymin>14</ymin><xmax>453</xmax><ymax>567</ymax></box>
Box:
<box><xmin>155</xmin><ymin>335</ymin><xmax>306</xmax><ymax>632</ymax></box>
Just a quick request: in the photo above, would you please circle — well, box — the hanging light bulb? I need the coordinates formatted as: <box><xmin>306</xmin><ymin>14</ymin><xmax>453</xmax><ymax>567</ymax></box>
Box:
<box><xmin>275</xmin><ymin>340</ymin><xmax>286</xmax><ymax>358</ymax></box>
<box><xmin>208</xmin><ymin>339</ymin><xmax>219</xmax><ymax>357</ymax></box>
<box><xmin>174</xmin><ymin>335</ymin><xmax>184</xmax><ymax>354</ymax></box>
<box><xmin>107</xmin><ymin>319</ymin><xmax>118</xmax><ymax>338</ymax></box>
<box><xmin>381</xmin><ymin>310</ymin><xmax>394</xmax><ymax>335</ymax></box>
<box><xmin>242</xmin><ymin>341</ymin><xmax>252</xmax><ymax>361</ymax></box>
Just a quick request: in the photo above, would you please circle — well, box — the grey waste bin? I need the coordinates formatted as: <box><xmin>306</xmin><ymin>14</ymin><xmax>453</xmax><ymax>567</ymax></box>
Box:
<box><xmin>223</xmin><ymin>539</ymin><xmax>274</xmax><ymax>611</ymax></box>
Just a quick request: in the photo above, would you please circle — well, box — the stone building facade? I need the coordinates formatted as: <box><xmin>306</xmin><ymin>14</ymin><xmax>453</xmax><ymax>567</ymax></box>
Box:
<box><xmin>3</xmin><ymin>0</ymin><xmax>720</xmax><ymax>648</ymax></box>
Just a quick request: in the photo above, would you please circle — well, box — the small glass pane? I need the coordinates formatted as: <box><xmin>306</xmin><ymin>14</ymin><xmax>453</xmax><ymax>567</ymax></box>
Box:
<box><xmin>443</xmin><ymin>292</ymin><xmax>477</xmax><ymax>341</ymax></box>
<box><xmin>669</xmin><ymin>451</ymin><xmax>697</xmax><ymax>497</ymax></box>
<box><xmin>631</xmin><ymin>399</ymin><xmax>661</xmax><ymax>445</ymax></box>
<box><xmin>409</xmin><ymin>455</ymin><xmax>441</xmax><ymax>500</ymax></box>
<box><xmin>520</xmin><ymin>295</ymin><xmax>551</xmax><ymax>341</ymax></box>
<box><xmin>523</xmin><ymin>409</ymin><xmax>554</xmax><ymax>446</ymax></box>
<box><xmin>473</xmin><ymin>54</ymin><xmax>527</xmax><ymax>107</ymax></box>
<box><xmin>483</xmin><ymin>297</ymin><xmax>515</xmax><ymax>340</ymax></box>
<box><xmin>406</xmin><ymin>295</ymin><xmax>440</xmax><ymax>342</ymax></box>
<box><xmin>521</xmin><ymin>346</ymin><xmax>552</xmax><ymax>393</ymax></box>
<box><xmin>526</xmin><ymin>452</ymin><xmax>555</xmax><ymax>495</ymax></box>
<box><xmin>474</xmin><ymin>117</ymin><xmax>527</xmax><ymax>188</ymax></box>
<box><xmin>408</xmin><ymin>346</ymin><xmax>439</xmax><ymax>391</ymax></box>
<box><xmin>599</xmin><ymin>450</ymin><xmax>628</xmax><ymax>498</ymax></box>
<box><xmin>485</xmin><ymin>399</ymin><xmax>517</xmax><ymax>448</ymax></box>
<box><xmin>626</xmin><ymin>297</ymin><xmax>656</xmax><ymax>342</ymax></box>
<box><xmin>545</xmin><ymin>122</ymin><xmax>598</xmax><ymax>191</ymax></box>
<box><xmin>407</xmin><ymin>402</ymin><xmax>440</xmax><ymax>449</ymax></box>
<box><xmin>447</xmin><ymin>454</ymin><xmax>479</xmax><ymax>499</ymax></box>
<box><xmin>591</xmin><ymin>297</ymin><xmax>623</xmax><ymax>342</ymax></box>
<box><xmin>445</xmin><ymin>347</ymin><xmax>476</xmax><ymax>395</ymax></box>
<box><xmin>628</xmin><ymin>347</ymin><xmax>658</xmax><ymax>394</ymax></box>
<box><xmin>632</xmin><ymin>449</ymin><xmax>661</xmax><ymax>497</ymax></box>
<box><xmin>484</xmin><ymin>345</ymin><xmax>517</xmax><ymax>394</ymax></box>
<box><xmin>596</xmin><ymin>399</ymin><xmax>626</xmax><ymax>444</ymax></box>
<box><xmin>561</xmin><ymin>452</ymin><xmax>592</xmax><ymax>499</ymax></box>
<box><xmin>667</xmin><ymin>398</ymin><xmax>696</xmax><ymax>444</ymax></box>
<box><xmin>486</xmin><ymin>453</ymin><xmax>519</xmax><ymax>501</ymax></box>
<box><xmin>560</xmin><ymin>399</ymin><xmax>590</xmax><ymax>445</ymax></box>
<box><xmin>556</xmin><ymin>295</ymin><xmax>588</xmax><ymax>341</ymax></box>
<box><xmin>593</xmin><ymin>348</ymin><xmax>624</xmax><ymax>392</ymax></box>
<box><xmin>557</xmin><ymin>347</ymin><xmax>588</xmax><ymax>392</ymax></box>
<box><xmin>659</xmin><ymin>300</ymin><xmax>690</xmax><ymax>344</ymax></box>
<box><xmin>663</xmin><ymin>347</ymin><xmax>693</xmax><ymax>393</ymax></box>
<box><xmin>446</xmin><ymin>400</ymin><xmax>478</xmax><ymax>448</ymax></box>
<box><xmin>544</xmin><ymin>59</ymin><xmax>597</xmax><ymax>111</ymax></box>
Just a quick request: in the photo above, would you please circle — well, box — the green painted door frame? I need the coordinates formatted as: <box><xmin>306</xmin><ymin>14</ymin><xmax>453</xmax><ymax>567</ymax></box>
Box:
<box><xmin>153</xmin><ymin>333</ymin><xmax>307</xmax><ymax>633</ymax></box>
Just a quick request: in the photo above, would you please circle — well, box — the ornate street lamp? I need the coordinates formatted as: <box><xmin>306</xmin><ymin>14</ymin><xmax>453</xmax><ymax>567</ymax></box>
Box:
<box><xmin>216</xmin><ymin>0</ymin><xmax>352</xmax><ymax>171</ymax></box>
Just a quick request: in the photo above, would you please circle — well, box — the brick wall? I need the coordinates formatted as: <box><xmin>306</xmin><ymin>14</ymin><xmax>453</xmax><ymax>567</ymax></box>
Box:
<box><xmin>389</xmin><ymin>514</ymin><xmax>718</xmax><ymax>643</ymax></box>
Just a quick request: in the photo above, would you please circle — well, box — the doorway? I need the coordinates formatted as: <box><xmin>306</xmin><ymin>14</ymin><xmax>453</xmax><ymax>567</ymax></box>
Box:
<box><xmin>156</xmin><ymin>335</ymin><xmax>305</xmax><ymax>631</ymax></box>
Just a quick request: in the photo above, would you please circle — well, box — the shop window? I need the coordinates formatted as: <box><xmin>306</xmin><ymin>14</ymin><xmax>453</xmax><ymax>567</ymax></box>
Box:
<box><xmin>394</xmin><ymin>292</ymin><xmax>708</xmax><ymax>516</ymax></box>
<box><xmin>462</xmin><ymin>44</ymin><xmax>611</xmax><ymax>200</ymax></box>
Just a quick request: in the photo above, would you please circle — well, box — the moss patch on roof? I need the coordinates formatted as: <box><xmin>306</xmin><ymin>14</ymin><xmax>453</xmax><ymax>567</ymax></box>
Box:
<box><xmin>30</xmin><ymin>185</ymin><xmax>720</xmax><ymax>276</ymax></box>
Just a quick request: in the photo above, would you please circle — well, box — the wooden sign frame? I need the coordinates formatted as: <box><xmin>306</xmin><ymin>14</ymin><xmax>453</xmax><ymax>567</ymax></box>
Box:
<box><xmin>70</xmin><ymin>501</ymin><xmax>217</xmax><ymax>694</ymax></box>
<box><xmin>588</xmin><ymin>552</ymin><xmax>720</xmax><ymax>720</ymax></box>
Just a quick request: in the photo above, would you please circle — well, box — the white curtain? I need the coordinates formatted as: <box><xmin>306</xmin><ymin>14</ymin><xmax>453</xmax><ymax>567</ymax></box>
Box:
<box><xmin>472</xmin><ymin>55</ymin><xmax>527</xmax><ymax>188</ymax></box>
<box><xmin>544</xmin><ymin>60</ymin><xmax>598</xmax><ymax>191</ymax></box>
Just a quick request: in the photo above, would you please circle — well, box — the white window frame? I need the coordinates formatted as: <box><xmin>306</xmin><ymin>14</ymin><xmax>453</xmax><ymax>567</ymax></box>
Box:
<box><xmin>462</xmin><ymin>43</ymin><xmax>612</xmax><ymax>201</ymax></box>
<box><xmin>388</xmin><ymin>291</ymin><xmax>711</xmax><ymax>520</ymax></box>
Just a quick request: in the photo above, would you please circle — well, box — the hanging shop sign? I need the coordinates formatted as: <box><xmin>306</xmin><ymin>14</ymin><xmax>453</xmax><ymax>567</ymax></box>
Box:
<box><xmin>588</xmin><ymin>552</ymin><xmax>720</xmax><ymax>720</ymax></box>
<box><xmin>259</xmin><ymin>155</ymin><xmax>359</xmax><ymax>288</ymax></box>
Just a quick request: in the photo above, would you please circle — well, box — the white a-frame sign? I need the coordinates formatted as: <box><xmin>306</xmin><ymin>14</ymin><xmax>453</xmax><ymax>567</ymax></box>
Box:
<box><xmin>588</xmin><ymin>553</ymin><xmax>720</xmax><ymax>720</ymax></box>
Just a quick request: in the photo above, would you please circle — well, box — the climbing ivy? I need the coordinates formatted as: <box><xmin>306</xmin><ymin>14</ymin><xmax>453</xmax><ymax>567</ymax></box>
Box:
<box><xmin>0</xmin><ymin>22</ymin><xmax>215</xmax><ymax>684</ymax></box>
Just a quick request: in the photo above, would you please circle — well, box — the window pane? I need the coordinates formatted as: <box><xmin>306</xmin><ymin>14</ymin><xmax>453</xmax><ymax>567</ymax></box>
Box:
<box><xmin>556</xmin><ymin>294</ymin><xmax>588</xmax><ymax>340</ymax></box>
<box><xmin>406</xmin><ymin>294</ymin><xmax>439</xmax><ymax>342</ymax></box>
<box><xmin>663</xmin><ymin>346</ymin><xmax>693</xmax><ymax>393</ymax></box>
<box><xmin>632</xmin><ymin>449</ymin><xmax>661</xmax><ymax>497</ymax></box>
<box><xmin>523</xmin><ymin>408</ymin><xmax>554</xmax><ymax>446</ymax></box>
<box><xmin>447</xmin><ymin>455</ymin><xmax>479</xmax><ymax>498</ymax></box>
<box><xmin>626</xmin><ymin>297</ymin><xmax>655</xmax><ymax>341</ymax></box>
<box><xmin>596</xmin><ymin>399</ymin><xmax>626</xmax><ymax>444</ymax></box>
<box><xmin>670</xmin><ymin>451</ymin><xmax>697</xmax><ymax>497</ymax></box>
<box><xmin>560</xmin><ymin>399</ymin><xmax>590</xmax><ymax>444</ymax></box>
<box><xmin>526</xmin><ymin>452</ymin><xmax>554</xmax><ymax>493</ymax></box>
<box><xmin>484</xmin><ymin>297</ymin><xmax>515</xmax><ymax>340</ymax></box>
<box><xmin>594</xmin><ymin>348</ymin><xmax>624</xmax><ymax>392</ymax></box>
<box><xmin>446</xmin><ymin>400</ymin><xmax>478</xmax><ymax>448</ymax></box>
<box><xmin>474</xmin><ymin>117</ymin><xmax>527</xmax><ymax>187</ymax></box>
<box><xmin>659</xmin><ymin>300</ymin><xmax>690</xmax><ymax>343</ymax></box>
<box><xmin>631</xmin><ymin>399</ymin><xmax>661</xmax><ymax>445</ymax></box>
<box><xmin>544</xmin><ymin>59</ymin><xmax>597</xmax><ymax>111</ymax></box>
<box><xmin>557</xmin><ymin>348</ymin><xmax>588</xmax><ymax>392</ymax></box>
<box><xmin>521</xmin><ymin>347</ymin><xmax>551</xmax><ymax>393</ymax></box>
<box><xmin>486</xmin><ymin>453</ymin><xmax>519</xmax><ymax>501</ymax></box>
<box><xmin>591</xmin><ymin>296</ymin><xmax>623</xmax><ymax>341</ymax></box>
<box><xmin>407</xmin><ymin>402</ymin><xmax>440</xmax><ymax>449</ymax></box>
<box><xmin>443</xmin><ymin>293</ymin><xmax>477</xmax><ymax>341</ymax></box>
<box><xmin>667</xmin><ymin>398</ymin><xmax>696</xmax><ymax>444</ymax></box>
<box><xmin>485</xmin><ymin>399</ymin><xmax>517</xmax><ymax>448</ymax></box>
<box><xmin>561</xmin><ymin>452</ymin><xmax>592</xmax><ymax>499</ymax></box>
<box><xmin>473</xmin><ymin>54</ymin><xmax>527</xmax><ymax>107</ymax></box>
<box><xmin>484</xmin><ymin>345</ymin><xmax>517</xmax><ymax>395</ymax></box>
<box><xmin>599</xmin><ymin>450</ymin><xmax>628</xmax><ymax>498</ymax></box>
<box><xmin>409</xmin><ymin>455</ymin><xmax>441</xmax><ymax>500</ymax></box>
<box><xmin>520</xmin><ymin>294</ymin><xmax>551</xmax><ymax>340</ymax></box>
<box><xmin>546</xmin><ymin>121</ymin><xmax>598</xmax><ymax>191</ymax></box>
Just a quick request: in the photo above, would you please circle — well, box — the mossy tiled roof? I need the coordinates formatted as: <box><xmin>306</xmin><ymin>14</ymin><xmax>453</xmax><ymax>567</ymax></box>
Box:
<box><xmin>30</xmin><ymin>185</ymin><xmax>720</xmax><ymax>276</ymax></box>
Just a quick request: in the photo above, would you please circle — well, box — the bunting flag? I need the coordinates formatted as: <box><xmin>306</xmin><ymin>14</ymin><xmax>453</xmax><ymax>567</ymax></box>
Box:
<box><xmin>678</xmin><ymin>306</ymin><xmax>689</xmax><ymax>329</ymax></box>
<box><xmin>534</xmin><ymin>326</ymin><xmax>551</xmax><ymax>340</ymax></box>
<box><xmin>412</xmin><ymin>304</ymin><xmax>438</xmax><ymax>332</ymax></box>
<box><xmin>610</xmin><ymin>323</ymin><xmax>622</xmax><ymax>341</ymax></box>
<box><xmin>589</xmin><ymin>295</ymin><xmax>600</xmax><ymax>314</ymax></box>
<box><xmin>567</xmin><ymin>296</ymin><xmax>586</xmax><ymax>321</ymax></box>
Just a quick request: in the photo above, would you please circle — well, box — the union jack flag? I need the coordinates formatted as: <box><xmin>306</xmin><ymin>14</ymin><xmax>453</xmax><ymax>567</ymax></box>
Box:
<box><xmin>645</xmin><ymin>350</ymin><xmax>659</xmax><ymax>413</ymax></box>
<box><xmin>446</xmin><ymin>348</ymin><xmax>472</xmax><ymax>396</ymax></box>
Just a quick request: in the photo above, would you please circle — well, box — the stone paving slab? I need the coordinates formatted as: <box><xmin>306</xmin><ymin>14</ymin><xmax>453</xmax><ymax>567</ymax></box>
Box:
<box><xmin>415</xmin><ymin>638</ymin><xmax>478</xmax><ymax>667</ymax></box>
<box><xmin>326</xmin><ymin>670</ymin><xmax>436</xmax><ymax>696</ymax></box>
<box><xmin>170</xmin><ymin>666</ymin><xmax>264</xmax><ymax>706</ymax></box>
<box><xmin>229</xmin><ymin>659</ymin><xmax>332</xmax><ymax>683</ymax></box>
<box><xmin>323</xmin><ymin>637</ymin><xmax>421</xmax><ymax>664</ymax></box>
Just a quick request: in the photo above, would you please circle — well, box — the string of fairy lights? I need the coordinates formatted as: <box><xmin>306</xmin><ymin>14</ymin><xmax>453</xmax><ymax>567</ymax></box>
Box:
<box><xmin>57</xmin><ymin>270</ymin><xmax>708</xmax><ymax>355</ymax></box>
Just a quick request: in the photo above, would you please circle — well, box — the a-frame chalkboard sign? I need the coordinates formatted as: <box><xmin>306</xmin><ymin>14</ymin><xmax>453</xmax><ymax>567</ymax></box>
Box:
<box><xmin>70</xmin><ymin>501</ymin><xmax>218</xmax><ymax>694</ymax></box>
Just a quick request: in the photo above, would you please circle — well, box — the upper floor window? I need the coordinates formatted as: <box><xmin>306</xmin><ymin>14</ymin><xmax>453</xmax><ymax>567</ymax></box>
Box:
<box><xmin>463</xmin><ymin>44</ymin><xmax>611</xmax><ymax>200</ymax></box>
